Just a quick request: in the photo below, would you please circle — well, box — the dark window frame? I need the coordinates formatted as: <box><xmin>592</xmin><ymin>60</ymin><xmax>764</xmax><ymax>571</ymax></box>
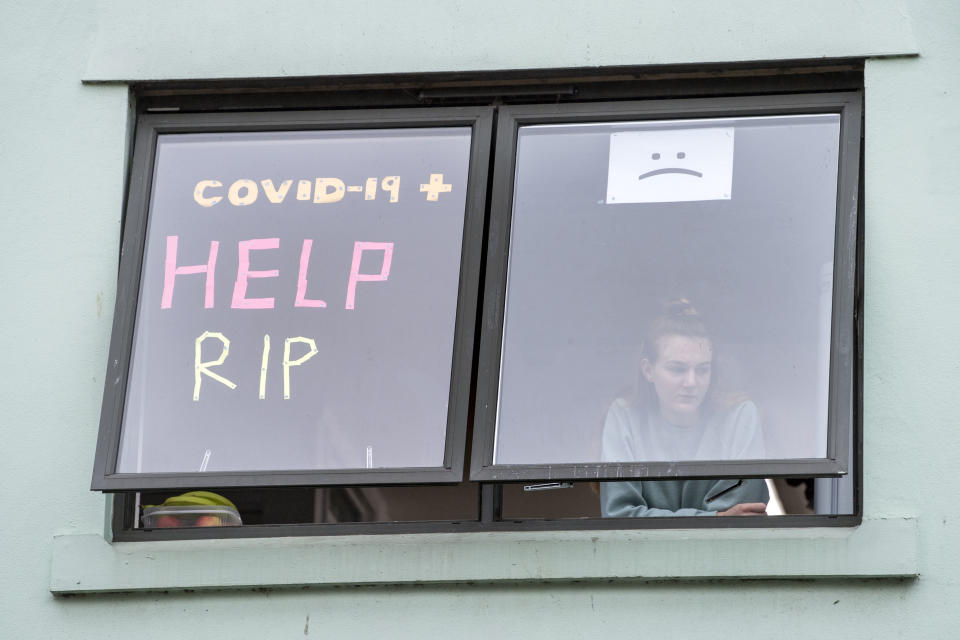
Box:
<box><xmin>96</xmin><ymin>64</ymin><xmax>864</xmax><ymax>537</ymax></box>
<box><xmin>91</xmin><ymin>106</ymin><xmax>494</xmax><ymax>491</ymax></box>
<box><xmin>470</xmin><ymin>92</ymin><xmax>861</xmax><ymax>482</ymax></box>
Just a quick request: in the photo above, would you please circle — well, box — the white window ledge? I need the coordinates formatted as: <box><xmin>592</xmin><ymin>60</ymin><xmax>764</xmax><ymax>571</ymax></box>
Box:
<box><xmin>50</xmin><ymin>516</ymin><xmax>917</xmax><ymax>594</ymax></box>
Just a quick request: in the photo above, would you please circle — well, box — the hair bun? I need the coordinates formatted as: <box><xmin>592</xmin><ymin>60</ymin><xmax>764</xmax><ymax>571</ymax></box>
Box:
<box><xmin>665</xmin><ymin>298</ymin><xmax>698</xmax><ymax>317</ymax></box>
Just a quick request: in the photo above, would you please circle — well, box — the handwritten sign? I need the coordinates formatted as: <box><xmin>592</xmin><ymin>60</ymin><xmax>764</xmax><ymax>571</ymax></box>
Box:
<box><xmin>606</xmin><ymin>127</ymin><xmax>735</xmax><ymax>204</ymax></box>
<box><xmin>116</xmin><ymin>128</ymin><xmax>472</xmax><ymax>475</ymax></box>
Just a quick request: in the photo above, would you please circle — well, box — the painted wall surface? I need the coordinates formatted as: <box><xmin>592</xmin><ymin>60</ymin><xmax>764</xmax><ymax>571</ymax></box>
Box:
<box><xmin>2</xmin><ymin>0</ymin><xmax>959</xmax><ymax>638</ymax></box>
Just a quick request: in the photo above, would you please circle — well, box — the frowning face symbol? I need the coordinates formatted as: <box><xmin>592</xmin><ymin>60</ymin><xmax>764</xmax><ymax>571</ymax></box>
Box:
<box><xmin>638</xmin><ymin>150</ymin><xmax>703</xmax><ymax>181</ymax></box>
<box><xmin>606</xmin><ymin>126</ymin><xmax>735</xmax><ymax>204</ymax></box>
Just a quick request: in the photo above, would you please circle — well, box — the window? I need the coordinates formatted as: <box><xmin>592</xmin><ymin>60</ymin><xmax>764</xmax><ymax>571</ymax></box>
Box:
<box><xmin>472</xmin><ymin>94</ymin><xmax>859</xmax><ymax>482</ymax></box>
<box><xmin>93</xmin><ymin>108</ymin><xmax>491</xmax><ymax>489</ymax></box>
<box><xmin>94</xmin><ymin>69</ymin><xmax>863</xmax><ymax>536</ymax></box>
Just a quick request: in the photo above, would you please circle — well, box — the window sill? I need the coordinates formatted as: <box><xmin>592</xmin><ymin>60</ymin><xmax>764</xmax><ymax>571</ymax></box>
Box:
<box><xmin>50</xmin><ymin>516</ymin><xmax>917</xmax><ymax>594</ymax></box>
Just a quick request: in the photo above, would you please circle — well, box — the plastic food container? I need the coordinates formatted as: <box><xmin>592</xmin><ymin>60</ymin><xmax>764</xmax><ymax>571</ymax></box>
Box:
<box><xmin>142</xmin><ymin>504</ymin><xmax>242</xmax><ymax>528</ymax></box>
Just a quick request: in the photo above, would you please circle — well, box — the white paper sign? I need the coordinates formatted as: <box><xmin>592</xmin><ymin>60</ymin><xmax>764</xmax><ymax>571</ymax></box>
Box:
<box><xmin>606</xmin><ymin>127</ymin><xmax>735</xmax><ymax>204</ymax></box>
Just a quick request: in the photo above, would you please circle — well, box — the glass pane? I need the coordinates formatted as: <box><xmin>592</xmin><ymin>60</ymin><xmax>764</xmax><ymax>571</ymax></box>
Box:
<box><xmin>494</xmin><ymin>114</ymin><xmax>841</xmax><ymax>466</ymax></box>
<box><xmin>118</xmin><ymin>127</ymin><xmax>472</xmax><ymax>473</ymax></box>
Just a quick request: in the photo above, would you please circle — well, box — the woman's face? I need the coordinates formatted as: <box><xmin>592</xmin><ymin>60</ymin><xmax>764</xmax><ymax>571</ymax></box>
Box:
<box><xmin>641</xmin><ymin>334</ymin><xmax>713</xmax><ymax>426</ymax></box>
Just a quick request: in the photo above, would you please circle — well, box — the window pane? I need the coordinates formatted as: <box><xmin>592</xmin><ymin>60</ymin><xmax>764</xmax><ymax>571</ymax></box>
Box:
<box><xmin>494</xmin><ymin>114</ymin><xmax>841</xmax><ymax>466</ymax></box>
<box><xmin>117</xmin><ymin>127</ymin><xmax>472</xmax><ymax>473</ymax></box>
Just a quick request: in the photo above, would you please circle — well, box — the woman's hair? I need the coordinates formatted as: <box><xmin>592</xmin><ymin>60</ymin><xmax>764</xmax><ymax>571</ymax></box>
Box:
<box><xmin>637</xmin><ymin>298</ymin><xmax>709</xmax><ymax>364</ymax></box>
<box><xmin>632</xmin><ymin>298</ymin><xmax>719</xmax><ymax>414</ymax></box>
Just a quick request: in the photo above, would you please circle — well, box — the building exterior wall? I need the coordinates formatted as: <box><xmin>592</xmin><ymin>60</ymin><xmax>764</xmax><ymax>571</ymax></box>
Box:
<box><xmin>2</xmin><ymin>1</ymin><xmax>958</xmax><ymax>637</ymax></box>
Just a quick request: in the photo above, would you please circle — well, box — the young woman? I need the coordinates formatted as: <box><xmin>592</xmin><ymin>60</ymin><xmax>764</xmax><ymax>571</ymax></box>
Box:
<box><xmin>601</xmin><ymin>300</ymin><xmax>769</xmax><ymax>517</ymax></box>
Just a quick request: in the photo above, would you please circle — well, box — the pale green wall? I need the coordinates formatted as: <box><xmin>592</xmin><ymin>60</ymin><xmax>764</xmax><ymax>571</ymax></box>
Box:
<box><xmin>2</xmin><ymin>0</ymin><xmax>959</xmax><ymax>637</ymax></box>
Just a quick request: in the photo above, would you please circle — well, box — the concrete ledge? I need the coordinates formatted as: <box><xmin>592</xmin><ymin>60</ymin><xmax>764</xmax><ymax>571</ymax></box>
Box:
<box><xmin>83</xmin><ymin>0</ymin><xmax>918</xmax><ymax>82</ymax></box>
<box><xmin>50</xmin><ymin>517</ymin><xmax>917</xmax><ymax>594</ymax></box>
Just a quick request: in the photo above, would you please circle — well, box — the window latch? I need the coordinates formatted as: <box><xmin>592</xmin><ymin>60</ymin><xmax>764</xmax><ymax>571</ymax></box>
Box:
<box><xmin>522</xmin><ymin>482</ymin><xmax>574</xmax><ymax>492</ymax></box>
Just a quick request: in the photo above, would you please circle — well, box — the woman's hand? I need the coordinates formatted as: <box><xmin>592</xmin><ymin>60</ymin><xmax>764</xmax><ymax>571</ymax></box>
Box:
<box><xmin>717</xmin><ymin>502</ymin><xmax>767</xmax><ymax>516</ymax></box>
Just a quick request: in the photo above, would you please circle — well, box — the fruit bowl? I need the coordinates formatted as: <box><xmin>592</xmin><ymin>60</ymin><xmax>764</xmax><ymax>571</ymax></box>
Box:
<box><xmin>142</xmin><ymin>504</ymin><xmax>242</xmax><ymax>528</ymax></box>
<box><xmin>141</xmin><ymin>491</ymin><xmax>243</xmax><ymax>528</ymax></box>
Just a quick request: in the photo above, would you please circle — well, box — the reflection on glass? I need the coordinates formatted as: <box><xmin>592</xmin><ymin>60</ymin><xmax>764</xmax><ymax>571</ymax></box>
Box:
<box><xmin>494</xmin><ymin>114</ymin><xmax>842</xmax><ymax>472</ymax></box>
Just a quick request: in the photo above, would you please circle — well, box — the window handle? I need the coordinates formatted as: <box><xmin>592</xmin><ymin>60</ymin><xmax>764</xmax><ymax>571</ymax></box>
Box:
<box><xmin>523</xmin><ymin>482</ymin><xmax>574</xmax><ymax>492</ymax></box>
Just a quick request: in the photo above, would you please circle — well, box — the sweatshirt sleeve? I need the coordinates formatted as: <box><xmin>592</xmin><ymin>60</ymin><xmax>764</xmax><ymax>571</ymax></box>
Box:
<box><xmin>600</xmin><ymin>402</ymin><xmax>718</xmax><ymax>516</ymax></box>
<box><xmin>702</xmin><ymin>477</ymin><xmax>769</xmax><ymax>512</ymax></box>
<box><xmin>601</xmin><ymin>480</ymin><xmax>718</xmax><ymax>517</ymax></box>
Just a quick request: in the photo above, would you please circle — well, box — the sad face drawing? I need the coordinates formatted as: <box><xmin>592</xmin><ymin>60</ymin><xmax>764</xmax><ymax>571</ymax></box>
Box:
<box><xmin>638</xmin><ymin>150</ymin><xmax>701</xmax><ymax>180</ymax></box>
<box><xmin>606</xmin><ymin>126</ymin><xmax>735</xmax><ymax>204</ymax></box>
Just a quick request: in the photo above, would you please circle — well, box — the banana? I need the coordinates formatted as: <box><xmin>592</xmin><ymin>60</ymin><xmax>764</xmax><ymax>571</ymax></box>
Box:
<box><xmin>163</xmin><ymin>495</ymin><xmax>212</xmax><ymax>506</ymax></box>
<box><xmin>184</xmin><ymin>491</ymin><xmax>237</xmax><ymax>508</ymax></box>
<box><xmin>162</xmin><ymin>491</ymin><xmax>236</xmax><ymax>509</ymax></box>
